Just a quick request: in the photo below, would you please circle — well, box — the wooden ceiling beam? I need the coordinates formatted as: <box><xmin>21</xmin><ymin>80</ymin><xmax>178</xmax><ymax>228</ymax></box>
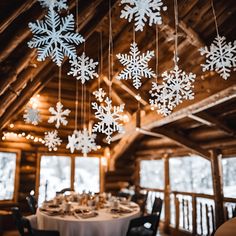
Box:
<box><xmin>111</xmin><ymin>85</ymin><xmax>236</xmax><ymax>165</ymax></box>
<box><xmin>190</xmin><ymin>111</ymin><xmax>236</xmax><ymax>136</ymax></box>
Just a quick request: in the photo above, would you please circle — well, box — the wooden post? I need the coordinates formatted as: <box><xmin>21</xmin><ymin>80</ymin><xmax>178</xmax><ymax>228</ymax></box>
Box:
<box><xmin>163</xmin><ymin>154</ymin><xmax>170</xmax><ymax>233</ymax></box>
<box><xmin>192</xmin><ymin>194</ymin><xmax>197</xmax><ymax>235</ymax></box>
<box><xmin>175</xmin><ymin>194</ymin><xmax>180</xmax><ymax>230</ymax></box>
<box><xmin>210</xmin><ymin>149</ymin><xmax>225</xmax><ymax>228</ymax></box>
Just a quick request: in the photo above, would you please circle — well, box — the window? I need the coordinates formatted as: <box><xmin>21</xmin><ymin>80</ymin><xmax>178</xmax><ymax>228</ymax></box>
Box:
<box><xmin>0</xmin><ymin>151</ymin><xmax>19</xmax><ymax>201</ymax></box>
<box><xmin>140</xmin><ymin>159</ymin><xmax>164</xmax><ymax>189</ymax></box>
<box><xmin>169</xmin><ymin>155</ymin><xmax>213</xmax><ymax>194</ymax></box>
<box><xmin>38</xmin><ymin>155</ymin><xmax>71</xmax><ymax>205</ymax></box>
<box><xmin>74</xmin><ymin>157</ymin><xmax>100</xmax><ymax>193</ymax></box>
<box><xmin>222</xmin><ymin>157</ymin><xmax>236</xmax><ymax>198</ymax></box>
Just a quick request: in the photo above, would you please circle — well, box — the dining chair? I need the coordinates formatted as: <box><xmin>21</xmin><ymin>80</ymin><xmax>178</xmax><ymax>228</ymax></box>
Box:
<box><xmin>131</xmin><ymin>191</ymin><xmax>148</xmax><ymax>215</ymax></box>
<box><xmin>151</xmin><ymin>197</ymin><xmax>163</xmax><ymax>217</ymax></box>
<box><xmin>26</xmin><ymin>194</ymin><xmax>38</xmax><ymax>214</ymax></box>
<box><xmin>126</xmin><ymin>214</ymin><xmax>160</xmax><ymax>236</ymax></box>
<box><xmin>11</xmin><ymin>207</ymin><xmax>60</xmax><ymax>236</ymax></box>
<box><xmin>56</xmin><ymin>187</ymin><xmax>73</xmax><ymax>195</ymax></box>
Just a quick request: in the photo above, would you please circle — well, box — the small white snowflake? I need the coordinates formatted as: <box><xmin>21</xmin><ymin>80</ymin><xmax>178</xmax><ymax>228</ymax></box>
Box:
<box><xmin>76</xmin><ymin>128</ymin><xmax>97</xmax><ymax>155</ymax></box>
<box><xmin>149</xmin><ymin>65</ymin><xmax>196</xmax><ymax>116</ymax></box>
<box><xmin>120</xmin><ymin>0</ymin><xmax>167</xmax><ymax>32</ymax></box>
<box><xmin>92</xmin><ymin>97</ymin><xmax>125</xmax><ymax>144</ymax></box>
<box><xmin>68</xmin><ymin>52</ymin><xmax>99</xmax><ymax>84</ymax></box>
<box><xmin>66</xmin><ymin>130</ymin><xmax>79</xmax><ymax>153</ymax></box>
<box><xmin>93</xmin><ymin>88</ymin><xmax>106</xmax><ymax>102</ymax></box>
<box><xmin>38</xmin><ymin>0</ymin><xmax>68</xmax><ymax>11</ymax></box>
<box><xmin>28</xmin><ymin>8</ymin><xmax>84</xmax><ymax>66</ymax></box>
<box><xmin>116</xmin><ymin>42</ymin><xmax>155</xmax><ymax>89</ymax></box>
<box><xmin>23</xmin><ymin>106</ymin><xmax>41</xmax><ymax>125</ymax></box>
<box><xmin>199</xmin><ymin>35</ymin><xmax>236</xmax><ymax>80</ymax></box>
<box><xmin>44</xmin><ymin>130</ymin><xmax>62</xmax><ymax>151</ymax></box>
<box><xmin>48</xmin><ymin>101</ymin><xmax>71</xmax><ymax>128</ymax></box>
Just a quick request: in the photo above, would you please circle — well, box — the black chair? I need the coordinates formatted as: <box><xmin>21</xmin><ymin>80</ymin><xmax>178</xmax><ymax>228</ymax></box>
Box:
<box><xmin>56</xmin><ymin>188</ymin><xmax>73</xmax><ymax>195</ymax></box>
<box><xmin>151</xmin><ymin>197</ymin><xmax>163</xmax><ymax>216</ymax></box>
<box><xmin>126</xmin><ymin>214</ymin><xmax>160</xmax><ymax>236</ymax></box>
<box><xmin>26</xmin><ymin>195</ymin><xmax>38</xmax><ymax>214</ymax></box>
<box><xmin>11</xmin><ymin>207</ymin><xmax>60</xmax><ymax>236</ymax></box>
<box><xmin>131</xmin><ymin>192</ymin><xmax>148</xmax><ymax>215</ymax></box>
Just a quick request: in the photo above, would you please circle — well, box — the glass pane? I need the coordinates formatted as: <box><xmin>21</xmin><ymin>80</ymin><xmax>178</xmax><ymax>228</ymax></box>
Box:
<box><xmin>140</xmin><ymin>160</ymin><xmax>164</xmax><ymax>189</ymax></box>
<box><xmin>0</xmin><ymin>152</ymin><xmax>17</xmax><ymax>200</ymax></box>
<box><xmin>170</xmin><ymin>155</ymin><xmax>213</xmax><ymax>194</ymax></box>
<box><xmin>38</xmin><ymin>155</ymin><xmax>71</xmax><ymax>205</ymax></box>
<box><xmin>222</xmin><ymin>157</ymin><xmax>236</xmax><ymax>198</ymax></box>
<box><xmin>74</xmin><ymin>157</ymin><xmax>100</xmax><ymax>193</ymax></box>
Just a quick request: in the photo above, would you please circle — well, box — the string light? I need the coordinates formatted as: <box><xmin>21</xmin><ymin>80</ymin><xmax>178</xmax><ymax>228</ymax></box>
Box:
<box><xmin>2</xmin><ymin>131</ymin><xmax>45</xmax><ymax>144</ymax></box>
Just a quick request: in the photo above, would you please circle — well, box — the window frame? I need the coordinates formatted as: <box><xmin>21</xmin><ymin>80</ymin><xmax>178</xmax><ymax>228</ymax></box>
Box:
<box><xmin>0</xmin><ymin>148</ymin><xmax>21</xmax><ymax>205</ymax></box>
<box><xmin>36</xmin><ymin>153</ymin><xmax>104</xmax><ymax>200</ymax></box>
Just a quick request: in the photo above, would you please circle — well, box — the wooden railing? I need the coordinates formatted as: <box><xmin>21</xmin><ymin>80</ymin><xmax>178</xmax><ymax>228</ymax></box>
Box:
<box><xmin>141</xmin><ymin>188</ymin><xmax>236</xmax><ymax>236</ymax></box>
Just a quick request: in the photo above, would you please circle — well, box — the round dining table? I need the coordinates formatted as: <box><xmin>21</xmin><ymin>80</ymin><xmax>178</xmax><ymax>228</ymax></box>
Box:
<box><xmin>36</xmin><ymin>203</ymin><xmax>140</xmax><ymax>236</ymax></box>
<box><xmin>215</xmin><ymin>217</ymin><xmax>236</xmax><ymax>236</ymax></box>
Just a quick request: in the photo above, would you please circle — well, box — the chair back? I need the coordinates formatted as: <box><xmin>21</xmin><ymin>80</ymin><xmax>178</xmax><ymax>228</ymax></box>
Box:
<box><xmin>151</xmin><ymin>197</ymin><xmax>163</xmax><ymax>216</ymax></box>
<box><xmin>56</xmin><ymin>188</ymin><xmax>73</xmax><ymax>195</ymax></box>
<box><xmin>26</xmin><ymin>195</ymin><xmax>37</xmax><ymax>214</ymax></box>
<box><xmin>126</xmin><ymin>214</ymin><xmax>160</xmax><ymax>236</ymax></box>
<box><xmin>11</xmin><ymin>207</ymin><xmax>33</xmax><ymax>236</ymax></box>
<box><xmin>131</xmin><ymin>192</ymin><xmax>148</xmax><ymax>215</ymax></box>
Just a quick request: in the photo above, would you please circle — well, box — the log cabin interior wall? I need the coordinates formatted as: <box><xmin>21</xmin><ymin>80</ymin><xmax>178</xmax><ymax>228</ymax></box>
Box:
<box><xmin>0</xmin><ymin>0</ymin><xmax>235</xmax><ymax>235</ymax></box>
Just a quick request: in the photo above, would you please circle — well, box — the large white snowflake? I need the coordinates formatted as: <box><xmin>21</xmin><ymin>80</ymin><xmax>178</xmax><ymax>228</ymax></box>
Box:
<box><xmin>66</xmin><ymin>130</ymin><xmax>79</xmax><ymax>153</ymax></box>
<box><xmin>48</xmin><ymin>101</ymin><xmax>71</xmax><ymax>128</ymax></box>
<box><xmin>44</xmin><ymin>130</ymin><xmax>62</xmax><ymax>151</ymax></box>
<box><xmin>23</xmin><ymin>107</ymin><xmax>41</xmax><ymax>125</ymax></box>
<box><xmin>76</xmin><ymin>128</ymin><xmax>97</xmax><ymax>155</ymax></box>
<box><xmin>92</xmin><ymin>97</ymin><xmax>125</xmax><ymax>144</ymax></box>
<box><xmin>120</xmin><ymin>0</ymin><xmax>167</xmax><ymax>32</ymax></box>
<box><xmin>116</xmin><ymin>42</ymin><xmax>155</xmax><ymax>89</ymax></box>
<box><xmin>68</xmin><ymin>52</ymin><xmax>99</xmax><ymax>84</ymax></box>
<box><xmin>199</xmin><ymin>35</ymin><xmax>236</xmax><ymax>80</ymax></box>
<box><xmin>28</xmin><ymin>8</ymin><xmax>84</xmax><ymax>66</ymax></box>
<box><xmin>38</xmin><ymin>0</ymin><xmax>68</xmax><ymax>11</ymax></box>
<box><xmin>149</xmin><ymin>65</ymin><xmax>196</xmax><ymax>116</ymax></box>
<box><xmin>93</xmin><ymin>88</ymin><xmax>106</xmax><ymax>102</ymax></box>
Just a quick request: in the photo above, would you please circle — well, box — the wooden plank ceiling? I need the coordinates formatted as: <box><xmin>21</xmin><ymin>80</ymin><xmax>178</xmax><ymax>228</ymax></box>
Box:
<box><xmin>0</xmin><ymin>0</ymin><xmax>235</xmax><ymax>160</ymax></box>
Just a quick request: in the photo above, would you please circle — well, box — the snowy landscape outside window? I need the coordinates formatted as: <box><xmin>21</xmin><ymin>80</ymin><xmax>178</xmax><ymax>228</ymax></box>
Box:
<box><xmin>74</xmin><ymin>157</ymin><xmax>100</xmax><ymax>193</ymax></box>
<box><xmin>222</xmin><ymin>157</ymin><xmax>236</xmax><ymax>198</ymax></box>
<box><xmin>0</xmin><ymin>152</ymin><xmax>17</xmax><ymax>201</ymax></box>
<box><xmin>169</xmin><ymin>155</ymin><xmax>213</xmax><ymax>194</ymax></box>
<box><xmin>139</xmin><ymin>159</ymin><xmax>164</xmax><ymax>189</ymax></box>
<box><xmin>38</xmin><ymin>155</ymin><xmax>71</xmax><ymax>205</ymax></box>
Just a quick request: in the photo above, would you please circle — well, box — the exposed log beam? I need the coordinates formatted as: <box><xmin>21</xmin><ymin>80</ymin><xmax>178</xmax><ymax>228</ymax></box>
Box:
<box><xmin>111</xmin><ymin>85</ymin><xmax>236</xmax><ymax>164</ymax></box>
<box><xmin>157</xmin><ymin>128</ymin><xmax>210</xmax><ymax>160</ymax></box>
<box><xmin>191</xmin><ymin>112</ymin><xmax>236</xmax><ymax>136</ymax></box>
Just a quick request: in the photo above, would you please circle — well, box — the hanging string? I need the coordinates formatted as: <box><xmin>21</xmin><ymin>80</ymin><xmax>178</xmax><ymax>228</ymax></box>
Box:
<box><xmin>108</xmin><ymin>0</ymin><xmax>112</xmax><ymax>98</ymax></box>
<box><xmin>84</xmin><ymin>84</ymin><xmax>86</xmax><ymax>128</ymax></box>
<box><xmin>211</xmin><ymin>0</ymin><xmax>219</xmax><ymax>37</ymax></box>
<box><xmin>75</xmin><ymin>80</ymin><xmax>78</xmax><ymax>130</ymax></box>
<box><xmin>174</xmin><ymin>0</ymin><xmax>179</xmax><ymax>66</ymax></box>
<box><xmin>98</xmin><ymin>32</ymin><xmax>103</xmax><ymax>88</ymax></box>
<box><xmin>133</xmin><ymin>26</ymin><xmax>136</xmax><ymax>43</ymax></box>
<box><xmin>155</xmin><ymin>25</ymin><xmax>159</xmax><ymax>83</ymax></box>
<box><xmin>81</xmin><ymin>84</ymin><xmax>84</xmax><ymax>128</ymax></box>
<box><xmin>76</xmin><ymin>0</ymin><xmax>79</xmax><ymax>32</ymax></box>
<box><xmin>58</xmin><ymin>67</ymin><xmax>62</xmax><ymax>102</ymax></box>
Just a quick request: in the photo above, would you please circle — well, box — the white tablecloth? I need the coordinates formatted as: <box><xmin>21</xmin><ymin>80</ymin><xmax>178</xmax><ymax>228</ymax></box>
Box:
<box><xmin>36</xmin><ymin>203</ymin><xmax>140</xmax><ymax>236</ymax></box>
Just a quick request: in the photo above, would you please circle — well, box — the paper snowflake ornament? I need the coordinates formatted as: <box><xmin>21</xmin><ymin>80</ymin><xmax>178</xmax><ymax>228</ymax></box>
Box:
<box><xmin>38</xmin><ymin>0</ymin><xmax>68</xmax><ymax>11</ymax></box>
<box><xmin>28</xmin><ymin>8</ymin><xmax>84</xmax><ymax>66</ymax></box>
<box><xmin>120</xmin><ymin>0</ymin><xmax>167</xmax><ymax>31</ymax></box>
<box><xmin>92</xmin><ymin>97</ymin><xmax>125</xmax><ymax>144</ymax></box>
<box><xmin>66</xmin><ymin>131</ymin><xmax>79</xmax><ymax>153</ymax></box>
<box><xmin>93</xmin><ymin>88</ymin><xmax>106</xmax><ymax>102</ymax></box>
<box><xmin>48</xmin><ymin>101</ymin><xmax>71</xmax><ymax>128</ymax></box>
<box><xmin>149</xmin><ymin>65</ymin><xmax>196</xmax><ymax>116</ymax></box>
<box><xmin>68</xmin><ymin>52</ymin><xmax>99</xmax><ymax>84</ymax></box>
<box><xmin>116</xmin><ymin>42</ymin><xmax>155</xmax><ymax>89</ymax></box>
<box><xmin>44</xmin><ymin>130</ymin><xmax>62</xmax><ymax>151</ymax></box>
<box><xmin>23</xmin><ymin>106</ymin><xmax>41</xmax><ymax>125</ymax></box>
<box><xmin>199</xmin><ymin>35</ymin><xmax>236</xmax><ymax>80</ymax></box>
<box><xmin>76</xmin><ymin>128</ymin><xmax>97</xmax><ymax>155</ymax></box>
